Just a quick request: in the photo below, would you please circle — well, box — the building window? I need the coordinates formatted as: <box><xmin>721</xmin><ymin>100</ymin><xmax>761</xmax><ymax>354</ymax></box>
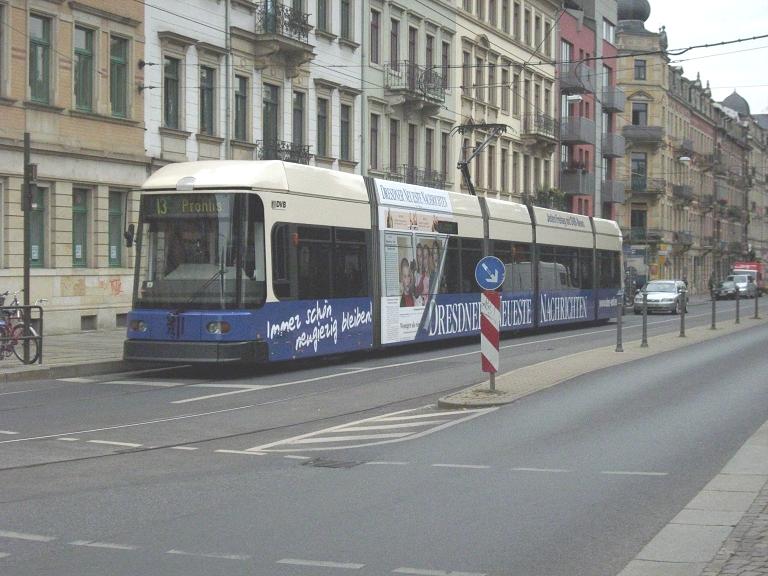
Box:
<box><xmin>234</xmin><ymin>75</ymin><xmax>248</xmax><ymax>141</ymax></box>
<box><xmin>634</xmin><ymin>59</ymin><xmax>646</xmax><ymax>80</ymax></box>
<box><xmin>389</xmin><ymin>119</ymin><xmax>399</xmax><ymax>170</ymax></box>
<box><xmin>524</xmin><ymin>8</ymin><xmax>531</xmax><ymax>45</ymax></box>
<box><xmin>340</xmin><ymin>0</ymin><xmax>352</xmax><ymax>40</ymax></box>
<box><xmin>462</xmin><ymin>51</ymin><xmax>471</xmax><ymax>96</ymax></box>
<box><xmin>163</xmin><ymin>56</ymin><xmax>180</xmax><ymax>129</ymax></box>
<box><xmin>408</xmin><ymin>124</ymin><xmax>417</xmax><ymax>170</ymax></box>
<box><xmin>534</xmin><ymin>14</ymin><xmax>541</xmax><ymax>49</ymax></box>
<box><xmin>501</xmin><ymin>147</ymin><xmax>509</xmax><ymax>192</ymax></box>
<box><xmin>292</xmin><ymin>91</ymin><xmax>304</xmax><ymax>146</ymax></box>
<box><xmin>501</xmin><ymin>68</ymin><xmax>510</xmax><ymax>112</ymax></box>
<box><xmin>631</xmin><ymin>152</ymin><xmax>647</xmax><ymax>190</ymax></box>
<box><xmin>263</xmin><ymin>84</ymin><xmax>279</xmax><ymax>152</ymax></box>
<box><xmin>502</xmin><ymin>0</ymin><xmax>510</xmax><ymax>33</ymax></box>
<box><xmin>603</xmin><ymin>19</ymin><xmax>615</xmax><ymax>44</ymax></box>
<box><xmin>426</xmin><ymin>35</ymin><xmax>434</xmax><ymax>70</ymax></box>
<box><xmin>29</xmin><ymin>14</ymin><xmax>51</xmax><ymax>104</ymax></box>
<box><xmin>110</xmin><ymin>36</ymin><xmax>128</xmax><ymax>118</ymax></box>
<box><xmin>108</xmin><ymin>191</ymin><xmax>124</xmax><ymax>267</ymax></box>
<box><xmin>513</xmin><ymin>2</ymin><xmax>521</xmax><ymax>41</ymax></box>
<box><xmin>340</xmin><ymin>103</ymin><xmax>351</xmax><ymax>161</ymax></box>
<box><xmin>72</xmin><ymin>188</ymin><xmax>88</xmax><ymax>267</ymax></box>
<box><xmin>463</xmin><ymin>0</ymin><xmax>472</xmax><ymax>11</ymax></box>
<box><xmin>370</xmin><ymin>113</ymin><xmax>379</xmax><ymax>169</ymax></box>
<box><xmin>316</xmin><ymin>97</ymin><xmax>328</xmax><ymax>157</ymax></box>
<box><xmin>74</xmin><ymin>26</ymin><xmax>93</xmax><ymax>111</ymax></box>
<box><xmin>474</xmin><ymin>57</ymin><xmax>484</xmax><ymax>101</ymax></box>
<box><xmin>512</xmin><ymin>71</ymin><xmax>520</xmax><ymax>116</ymax></box>
<box><xmin>441</xmin><ymin>41</ymin><xmax>450</xmax><ymax>88</ymax></box>
<box><xmin>488</xmin><ymin>63</ymin><xmax>496</xmax><ymax>106</ymax></box>
<box><xmin>512</xmin><ymin>151</ymin><xmax>519</xmax><ymax>194</ymax></box>
<box><xmin>390</xmin><ymin>19</ymin><xmax>399</xmax><ymax>69</ymax></box>
<box><xmin>199</xmin><ymin>66</ymin><xmax>215</xmax><ymax>135</ymax></box>
<box><xmin>475</xmin><ymin>141</ymin><xmax>484</xmax><ymax>187</ymax></box>
<box><xmin>544</xmin><ymin>21</ymin><xmax>551</xmax><ymax>56</ymax></box>
<box><xmin>441</xmin><ymin>132</ymin><xmax>449</xmax><ymax>178</ymax></box>
<box><xmin>632</xmin><ymin>102</ymin><xmax>648</xmax><ymax>126</ymax></box>
<box><xmin>30</xmin><ymin>186</ymin><xmax>46</xmax><ymax>268</ymax></box>
<box><xmin>317</xmin><ymin>0</ymin><xmax>328</xmax><ymax>32</ymax></box>
<box><xmin>425</xmin><ymin>128</ymin><xmax>434</xmax><ymax>173</ymax></box>
<box><xmin>370</xmin><ymin>10</ymin><xmax>380</xmax><ymax>64</ymax></box>
<box><xmin>488</xmin><ymin>145</ymin><xmax>496</xmax><ymax>190</ymax></box>
<box><xmin>489</xmin><ymin>0</ymin><xmax>497</xmax><ymax>26</ymax></box>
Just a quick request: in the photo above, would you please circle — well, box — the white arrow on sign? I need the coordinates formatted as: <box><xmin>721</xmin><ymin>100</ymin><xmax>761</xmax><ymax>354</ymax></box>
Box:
<box><xmin>482</xmin><ymin>262</ymin><xmax>499</xmax><ymax>284</ymax></box>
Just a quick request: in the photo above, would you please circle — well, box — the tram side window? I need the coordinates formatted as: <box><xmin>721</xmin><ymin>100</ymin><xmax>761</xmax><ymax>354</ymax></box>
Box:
<box><xmin>598</xmin><ymin>250</ymin><xmax>621</xmax><ymax>289</ymax></box>
<box><xmin>555</xmin><ymin>247</ymin><xmax>578</xmax><ymax>289</ymax></box>
<box><xmin>492</xmin><ymin>240</ymin><xmax>533</xmax><ymax>292</ymax></box>
<box><xmin>578</xmin><ymin>248</ymin><xmax>594</xmax><ymax>290</ymax></box>
<box><xmin>441</xmin><ymin>237</ymin><xmax>483</xmax><ymax>294</ymax></box>
<box><xmin>271</xmin><ymin>223</ymin><xmax>369</xmax><ymax>300</ymax></box>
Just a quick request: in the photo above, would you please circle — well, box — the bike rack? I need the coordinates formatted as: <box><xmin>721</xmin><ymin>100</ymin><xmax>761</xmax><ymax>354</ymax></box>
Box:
<box><xmin>0</xmin><ymin>305</ymin><xmax>44</xmax><ymax>364</ymax></box>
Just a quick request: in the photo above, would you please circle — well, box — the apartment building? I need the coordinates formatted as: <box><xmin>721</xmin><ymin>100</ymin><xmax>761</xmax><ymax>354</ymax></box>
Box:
<box><xmin>452</xmin><ymin>0</ymin><xmax>562</xmax><ymax>201</ymax></box>
<box><xmin>558</xmin><ymin>0</ymin><xmax>625</xmax><ymax>218</ymax></box>
<box><xmin>0</xmin><ymin>0</ymin><xmax>146</xmax><ymax>333</ymax></box>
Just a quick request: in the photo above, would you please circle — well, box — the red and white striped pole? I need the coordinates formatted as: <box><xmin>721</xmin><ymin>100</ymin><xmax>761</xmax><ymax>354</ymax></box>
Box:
<box><xmin>481</xmin><ymin>289</ymin><xmax>501</xmax><ymax>391</ymax></box>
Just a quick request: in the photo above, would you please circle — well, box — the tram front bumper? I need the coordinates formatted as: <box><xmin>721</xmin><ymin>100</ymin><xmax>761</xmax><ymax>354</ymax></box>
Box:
<box><xmin>124</xmin><ymin>339</ymin><xmax>268</xmax><ymax>363</ymax></box>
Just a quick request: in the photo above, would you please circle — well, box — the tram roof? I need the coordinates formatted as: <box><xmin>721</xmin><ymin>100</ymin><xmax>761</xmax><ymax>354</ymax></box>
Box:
<box><xmin>142</xmin><ymin>161</ymin><xmax>369</xmax><ymax>202</ymax></box>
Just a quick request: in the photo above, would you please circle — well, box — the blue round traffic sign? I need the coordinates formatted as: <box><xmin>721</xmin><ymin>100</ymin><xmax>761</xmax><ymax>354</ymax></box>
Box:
<box><xmin>475</xmin><ymin>256</ymin><xmax>506</xmax><ymax>291</ymax></box>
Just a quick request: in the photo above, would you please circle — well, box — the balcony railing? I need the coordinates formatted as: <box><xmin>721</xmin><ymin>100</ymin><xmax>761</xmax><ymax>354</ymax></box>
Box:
<box><xmin>256</xmin><ymin>139</ymin><xmax>311</xmax><ymax>164</ymax></box>
<box><xmin>700</xmin><ymin>194</ymin><xmax>714</xmax><ymax>208</ymax></box>
<box><xmin>558</xmin><ymin>62</ymin><xmax>594</xmax><ymax>94</ymax></box>
<box><xmin>602</xmin><ymin>86</ymin><xmax>625</xmax><ymax>112</ymax></box>
<box><xmin>672</xmin><ymin>184</ymin><xmax>693</xmax><ymax>203</ymax></box>
<box><xmin>715</xmin><ymin>179</ymin><xmax>728</xmax><ymax>204</ymax></box>
<box><xmin>560</xmin><ymin>116</ymin><xmax>596</xmax><ymax>145</ymax></box>
<box><xmin>255</xmin><ymin>3</ymin><xmax>311</xmax><ymax>43</ymax></box>
<box><xmin>627</xmin><ymin>227</ymin><xmax>665</xmax><ymax>243</ymax></box>
<box><xmin>560</xmin><ymin>168</ymin><xmax>596</xmax><ymax>196</ymax></box>
<box><xmin>384</xmin><ymin>61</ymin><xmax>445</xmax><ymax>103</ymax></box>
<box><xmin>674</xmin><ymin>231</ymin><xmax>694</xmax><ymax>246</ymax></box>
<box><xmin>622</xmin><ymin>124</ymin><xmax>665</xmax><ymax>145</ymax></box>
<box><xmin>676</xmin><ymin>138</ymin><xmax>694</xmax><ymax>158</ymax></box>
<box><xmin>630</xmin><ymin>176</ymin><xmax>666</xmax><ymax>195</ymax></box>
<box><xmin>386</xmin><ymin>164</ymin><xmax>446</xmax><ymax>189</ymax></box>
<box><xmin>601</xmin><ymin>132</ymin><xmax>625</xmax><ymax>158</ymax></box>
<box><xmin>521</xmin><ymin>113</ymin><xmax>558</xmax><ymax>141</ymax></box>
<box><xmin>602</xmin><ymin>179</ymin><xmax>625</xmax><ymax>203</ymax></box>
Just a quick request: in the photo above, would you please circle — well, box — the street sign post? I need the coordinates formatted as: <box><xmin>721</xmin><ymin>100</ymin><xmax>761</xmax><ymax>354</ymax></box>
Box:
<box><xmin>476</xmin><ymin>257</ymin><xmax>505</xmax><ymax>391</ymax></box>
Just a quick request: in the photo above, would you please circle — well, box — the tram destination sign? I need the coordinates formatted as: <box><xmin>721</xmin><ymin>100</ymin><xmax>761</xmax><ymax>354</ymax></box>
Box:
<box><xmin>147</xmin><ymin>194</ymin><xmax>226</xmax><ymax>217</ymax></box>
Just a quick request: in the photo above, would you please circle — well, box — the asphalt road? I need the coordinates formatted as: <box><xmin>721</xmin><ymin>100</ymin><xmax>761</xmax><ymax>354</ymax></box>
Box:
<box><xmin>1</xmin><ymin>299</ymin><xmax>767</xmax><ymax>575</ymax></box>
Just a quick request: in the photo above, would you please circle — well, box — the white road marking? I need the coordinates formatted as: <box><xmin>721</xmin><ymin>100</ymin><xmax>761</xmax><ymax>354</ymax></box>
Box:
<box><xmin>69</xmin><ymin>540</ymin><xmax>137</xmax><ymax>550</ymax></box>
<box><xmin>393</xmin><ymin>568</ymin><xmax>486</xmax><ymax>576</ymax></box>
<box><xmin>432</xmin><ymin>464</ymin><xmax>491</xmax><ymax>470</ymax></box>
<box><xmin>58</xmin><ymin>377</ymin><xmax>94</xmax><ymax>383</ymax></box>
<box><xmin>57</xmin><ymin>437</ymin><xmax>79</xmax><ymax>442</ymax></box>
<box><xmin>0</xmin><ymin>431</ymin><xmax>19</xmax><ymax>435</ymax></box>
<box><xmin>86</xmin><ymin>440</ymin><xmax>142</xmax><ymax>448</ymax></box>
<box><xmin>600</xmin><ymin>470</ymin><xmax>669</xmax><ymax>477</ymax></box>
<box><xmin>293</xmin><ymin>433</ymin><xmax>412</xmax><ymax>444</ymax></box>
<box><xmin>172</xmin><ymin>384</ymin><xmax>271</xmax><ymax>404</ymax></box>
<box><xmin>0</xmin><ymin>553</ymin><xmax>9</xmax><ymax>559</ymax></box>
<box><xmin>167</xmin><ymin>549</ymin><xmax>250</xmax><ymax>561</ymax></box>
<box><xmin>341</xmin><ymin>421</ymin><xmax>448</xmax><ymax>431</ymax></box>
<box><xmin>0</xmin><ymin>530</ymin><xmax>56</xmax><ymax>542</ymax></box>
<box><xmin>277</xmin><ymin>558</ymin><xmax>365</xmax><ymax>570</ymax></box>
<box><xmin>377</xmin><ymin>410</ymin><xmax>478</xmax><ymax>421</ymax></box>
<box><xmin>169</xmin><ymin>446</ymin><xmax>198</xmax><ymax>451</ymax></box>
<box><xmin>512</xmin><ymin>467</ymin><xmax>571</xmax><ymax>473</ymax></box>
<box><xmin>283</xmin><ymin>455</ymin><xmax>311</xmax><ymax>460</ymax></box>
<box><xmin>215</xmin><ymin>449</ymin><xmax>266</xmax><ymax>456</ymax></box>
<box><xmin>364</xmin><ymin>461</ymin><xmax>411</xmax><ymax>466</ymax></box>
<box><xmin>110</xmin><ymin>380</ymin><xmax>183</xmax><ymax>387</ymax></box>
<box><xmin>190</xmin><ymin>383</ymin><xmax>269</xmax><ymax>389</ymax></box>
<box><xmin>0</xmin><ymin>388</ymin><xmax>45</xmax><ymax>396</ymax></box>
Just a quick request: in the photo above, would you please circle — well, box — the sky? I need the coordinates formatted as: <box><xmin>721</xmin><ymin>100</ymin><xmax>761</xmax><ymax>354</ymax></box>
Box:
<box><xmin>645</xmin><ymin>0</ymin><xmax>768</xmax><ymax>115</ymax></box>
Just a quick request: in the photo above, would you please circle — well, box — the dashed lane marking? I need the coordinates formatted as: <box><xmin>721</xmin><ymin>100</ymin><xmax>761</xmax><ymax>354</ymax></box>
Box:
<box><xmin>283</xmin><ymin>455</ymin><xmax>311</xmax><ymax>460</ymax></box>
<box><xmin>0</xmin><ymin>431</ymin><xmax>19</xmax><ymax>435</ymax></box>
<box><xmin>0</xmin><ymin>530</ymin><xmax>56</xmax><ymax>542</ymax></box>
<box><xmin>169</xmin><ymin>446</ymin><xmax>198</xmax><ymax>451</ymax></box>
<box><xmin>277</xmin><ymin>558</ymin><xmax>365</xmax><ymax>570</ymax></box>
<box><xmin>340</xmin><ymin>421</ymin><xmax>449</xmax><ymax>431</ymax></box>
<box><xmin>58</xmin><ymin>377</ymin><xmax>94</xmax><ymax>383</ymax></box>
<box><xmin>69</xmin><ymin>540</ymin><xmax>137</xmax><ymax>550</ymax></box>
<box><xmin>600</xmin><ymin>470</ymin><xmax>669</xmax><ymax>477</ymax></box>
<box><xmin>215</xmin><ymin>449</ymin><xmax>266</xmax><ymax>456</ymax></box>
<box><xmin>393</xmin><ymin>568</ymin><xmax>486</xmax><ymax>576</ymax></box>
<box><xmin>57</xmin><ymin>437</ymin><xmax>79</xmax><ymax>442</ymax></box>
<box><xmin>171</xmin><ymin>384</ymin><xmax>270</xmax><ymax>404</ymax></box>
<box><xmin>166</xmin><ymin>549</ymin><xmax>250</xmax><ymax>561</ymax></box>
<box><xmin>292</xmin><ymin>433</ymin><xmax>412</xmax><ymax>444</ymax></box>
<box><xmin>364</xmin><ymin>461</ymin><xmax>410</xmax><ymax>466</ymax></box>
<box><xmin>432</xmin><ymin>464</ymin><xmax>491</xmax><ymax>470</ymax></box>
<box><xmin>86</xmin><ymin>440</ymin><xmax>142</xmax><ymax>448</ymax></box>
<box><xmin>512</xmin><ymin>467</ymin><xmax>572</xmax><ymax>473</ymax></box>
<box><xmin>0</xmin><ymin>553</ymin><xmax>9</xmax><ymax>559</ymax></box>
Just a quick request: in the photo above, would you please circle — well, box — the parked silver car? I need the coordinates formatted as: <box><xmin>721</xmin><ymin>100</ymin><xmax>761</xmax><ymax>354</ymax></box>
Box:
<box><xmin>633</xmin><ymin>280</ymin><xmax>688</xmax><ymax>315</ymax></box>
<box><xmin>714</xmin><ymin>274</ymin><xmax>757</xmax><ymax>300</ymax></box>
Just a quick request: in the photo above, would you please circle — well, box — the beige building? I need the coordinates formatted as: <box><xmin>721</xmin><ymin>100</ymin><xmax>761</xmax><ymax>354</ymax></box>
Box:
<box><xmin>0</xmin><ymin>0</ymin><xmax>146</xmax><ymax>333</ymax></box>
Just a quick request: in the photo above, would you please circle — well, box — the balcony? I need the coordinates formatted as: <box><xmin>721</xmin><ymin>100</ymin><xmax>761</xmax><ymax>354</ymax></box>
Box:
<box><xmin>700</xmin><ymin>194</ymin><xmax>714</xmax><ymax>209</ymax></box>
<box><xmin>256</xmin><ymin>139</ymin><xmax>311</xmax><ymax>164</ymax></box>
<box><xmin>702</xmin><ymin>236</ymin><xmax>715</xmax><ymax>248</ymax></box>
<box><xmin>676</xmin><ymin>138</ymin><xmax>694</xmax><ymax>158</ymax></box>
<box><xmin>384</xmin><ymin>61</ymin><xmax>445</xmax><ymax>113</ymax></box>
<box><xmin>560</xmin><ymin>116</ymin><xmax>596</xmax><ymax>145</ymax></box>
<box><xmin>254</xmin><ymin>3</ymin><xmax>314</xmax><ymax>75</ymax></box>
<box><xmin>601</xmin><ymin>132</ymin><xmax>625</xmax><ymax>158</ymax></box>
<box><xmin>626</xmin><ymin>227</ymin><xmax>665</xmax><ymax>244</ymax></box>
<box><xmin>622</xmin><ymin>124</ymin><xmax>665</xmax><ymax>147</ymax></box>
<box><xmin>602</xmin><ymin>179</ymin><xmax>626</xmax><ymax>203</ymax></box>
<box><xmin>521</xmin><ymin>114</ymin><xmax>559</xmax><ymax>146</ymax></box>
<box><xmin>629</xmin><ymin>176</ymin><xmax>666</xmax><ymax>196</ymax></box>
<box><xmin>672</xmin><ymin>184</ymin><xmax>693</xmax><ymax>204</ymax></box>
<box><xmin>674</xmin><ymin>231</ymin><xmax>694</xmax><ymax>246</ymax></box>
<box><xmin>385</xmin><ymin>164</ymin><xmax>446</xmax><ymax>189</ymax></box>
<box><xmin>715</xmin><ymin>179</ymin><xmax>729</xmax><ymax>204</ymax></box>
<box><xmin>558</xmin><ymin>62</ymin><xmax>595</xmax><ymax>94</ymax></box>
<box><xmin>602</xmin><ymin>86</ymin><xmax>626</xmax><ymax>112</ymax></box>
<box><xmin>560</xmin><ymin>167</ymin><xmax>596</xmax><ymax>196</ymax></box>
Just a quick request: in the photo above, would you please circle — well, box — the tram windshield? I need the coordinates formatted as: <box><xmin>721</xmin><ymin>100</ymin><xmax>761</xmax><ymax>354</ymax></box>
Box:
<box><xmin>134</xmin><ymin>193</ymin><xmax>266</xmax><ymax>309</ymax></box>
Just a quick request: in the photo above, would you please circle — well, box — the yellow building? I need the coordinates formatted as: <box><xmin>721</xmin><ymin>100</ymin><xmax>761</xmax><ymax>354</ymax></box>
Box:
<box><xmin>0</xmin><ymin>1</ymin><xmax>147</xmax><ymax>333</ymax></box>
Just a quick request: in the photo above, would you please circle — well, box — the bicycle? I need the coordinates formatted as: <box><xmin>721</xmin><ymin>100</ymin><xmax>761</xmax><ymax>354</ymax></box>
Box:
<box><xmin>0</xmin><ymin>290</ymin><xmax>42</xmax><ymax>364</ymax></box>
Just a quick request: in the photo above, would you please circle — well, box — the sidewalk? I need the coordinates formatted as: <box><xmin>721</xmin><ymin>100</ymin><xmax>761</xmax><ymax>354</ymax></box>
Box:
<box><xmin>0</xmin><ymin>328</ymin><xmax>152</xmax><ymax>383</ymax></box>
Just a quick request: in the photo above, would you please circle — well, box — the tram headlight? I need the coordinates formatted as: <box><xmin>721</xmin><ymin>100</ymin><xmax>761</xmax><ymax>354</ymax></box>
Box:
<box><xmin>130</xmin><ymin>320</ymin><xmax>147</xmax><ymax>333</ymax></box>
<box><xmin>206</xmin><ymin>321</ymin><xmax>231</xmax><ymax>335</ymax></box>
